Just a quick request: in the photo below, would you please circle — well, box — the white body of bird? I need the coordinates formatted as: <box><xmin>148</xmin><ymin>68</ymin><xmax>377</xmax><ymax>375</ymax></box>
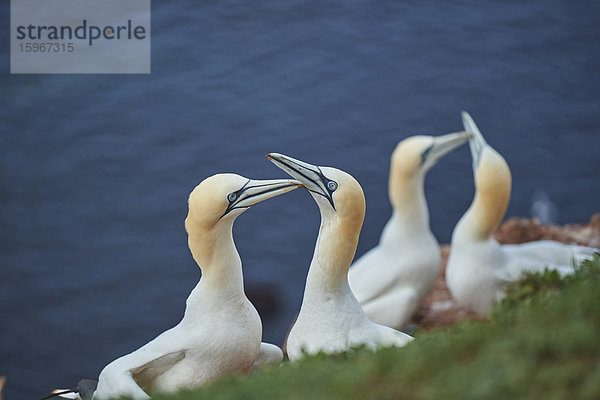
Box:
<box><xmin>348</xmin><ymin>132</ymin><xmax>471</xmax><ymax>329</ymax></box>
<box><xmin>268</xmin><ymin>153</ymin><xmax>413</xmax><ymax>361</ymax></box>
<box><xmin>446</xmin><ymin>112</ymin><xmax>598</xmax><ymax>316</ymax></box>
<box><xmin>93</xmin><ymin>174</ymin><xmax>300</xmax><ymax>399</ymax></box>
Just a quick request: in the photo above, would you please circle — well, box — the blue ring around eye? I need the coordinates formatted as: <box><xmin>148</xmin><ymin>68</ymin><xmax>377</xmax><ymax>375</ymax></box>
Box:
<box><xmin>327</xmin><ymin>181</ymin><xmax>338</xmax><ymax>191</ymax></box>
<box><xmin>227</xmin><ymin>193</ymin><xmax>237</xmax><ymax>202</ymax></box>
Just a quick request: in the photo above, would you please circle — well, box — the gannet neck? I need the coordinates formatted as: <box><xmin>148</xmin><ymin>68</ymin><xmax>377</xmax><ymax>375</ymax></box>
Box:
<box><xmin>388</xmin><ymin>170</ymin><xmax>429</xmax><ymax>232</ymax></box>
<box><xmin>304</xmin><ymin>209</ymin><xmax>362</xmax><ymax>298</ymax></box>
<box><xmin>458</xmin><ymin>147</ymin><xmax>511</xmax><ymax>240</ymax></box>
<box><xmin>186</xmin><ymin>217</ymin><xmax>244</xmax><ymax>295</ymax></box>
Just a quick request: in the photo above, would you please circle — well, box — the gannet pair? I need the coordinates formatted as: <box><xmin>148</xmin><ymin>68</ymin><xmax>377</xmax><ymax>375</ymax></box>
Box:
<box><xmin>446</xmin><ymin>112</ymin><xmax>599</xmax><ymax>316</ymax></box>
<box><xmin>348</xmin><ymin>131</ymin><xmax>472</xmax><ymax>329</ymax></box>
<box><xmin>267</xmin><ymin>153</ymin><xmax>413</xmax><ymax>361</ymax></box>
<box><xmin>69</xmin><ymin>175</ymin><xmax>301</xmax><ymax>400</ymax></box>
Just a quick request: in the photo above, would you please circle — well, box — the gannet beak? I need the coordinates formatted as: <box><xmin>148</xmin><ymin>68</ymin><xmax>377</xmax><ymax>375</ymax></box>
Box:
<box><xmin>267</xmin><ymin>153</ymin><xmax>336</xmax><ymax>209</ymax></box>
<box><xmin>51</xmin><ymin>389</ymin><xmax>80</xmax><ymax>399</ymax></box>
<box><xmin>422</xmin><ymin>130</ymin><xmax>472</xmax><ymax>168</ymax></box>
<box><xmin>461</xmin><ymin>111</ymin><xmax>487</xmax><ymax>174</ymax></box>
<box><xmin>223</xmin><ymin>178</ymin><xmax>302</xmax><ymax>217</ymax></box>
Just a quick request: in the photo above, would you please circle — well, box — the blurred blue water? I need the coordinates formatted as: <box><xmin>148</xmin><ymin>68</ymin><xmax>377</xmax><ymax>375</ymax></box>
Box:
<box><xmin>1</xmin><ymin>1</ymin><xmax>599</xmax><ymax>398</ymax></box>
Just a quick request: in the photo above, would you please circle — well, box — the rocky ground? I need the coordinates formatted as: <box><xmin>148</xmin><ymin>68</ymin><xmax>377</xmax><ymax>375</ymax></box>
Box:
<box><xmin>411</xmin><ymin>214</ymin><xmax>600</xmax><ymax>330</ymax></box>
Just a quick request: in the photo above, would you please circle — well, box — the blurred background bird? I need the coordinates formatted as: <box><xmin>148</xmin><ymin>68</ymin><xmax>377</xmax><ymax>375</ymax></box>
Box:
<box><xmin>446</xmin><ymin>112</ymin><xmax>599</xmax><ymax>316</ymax></box>
<box><xmin>348</xmin><ymin>131</ymin><xmax>471</xmax><ymax>330</ymax></box>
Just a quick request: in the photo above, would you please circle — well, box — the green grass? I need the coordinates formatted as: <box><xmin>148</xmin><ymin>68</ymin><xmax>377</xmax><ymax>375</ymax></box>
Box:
<box><xmin>153</xmin><ymin>255</ymin><xmax>600</xmax><ymax>400</ymax></box>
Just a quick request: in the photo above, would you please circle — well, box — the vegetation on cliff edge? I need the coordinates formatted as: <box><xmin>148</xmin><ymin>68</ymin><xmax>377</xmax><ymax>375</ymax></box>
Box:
<box><xmin>152</xmin><ymin>254</ymin><xmax>600</xmax><ymax>400</ymax></box>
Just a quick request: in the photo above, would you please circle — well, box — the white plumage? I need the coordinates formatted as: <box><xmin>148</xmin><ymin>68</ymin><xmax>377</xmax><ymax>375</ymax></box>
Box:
<box><xmin>268</xmin><ymin>153</ymin><xmax>413</xmax><ymax>361</ymax></box>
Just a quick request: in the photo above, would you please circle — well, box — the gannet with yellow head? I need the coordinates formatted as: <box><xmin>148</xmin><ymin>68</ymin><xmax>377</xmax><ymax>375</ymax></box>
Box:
<box><xmin>90</xmin><ymin>174</ymin><xmax>301</xmax><ymax>399</ymax></box>
<box><xmin>446</xmin><ymin>112</ymin><xmax>598</xmax><ymax>316</ymax></box>
<box><xmin>348</xmin><ymin>131</ymin><xmax>471</xmax><ymax>329</ymax></box>
<box><xmin>267</xmin><ymin>153</ymin><xmax>413</xmax><ymax>361</ymax></box>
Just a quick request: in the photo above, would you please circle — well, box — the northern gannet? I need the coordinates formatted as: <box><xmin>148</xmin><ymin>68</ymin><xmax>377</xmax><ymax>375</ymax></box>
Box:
<box><xmin>86</xmin><ymin>174</ymin><xmax>301</xmax><ymax>399</ymax></box>
<box><xmin>348</xmin><ymin>131</ymin><xmax>471</xmax><ymax>329</ymax></box>
<box><xmin>267</xmin><ymin>153</ymin><xmax>413</xmax><ymax>361</ymax></box>
<box><xmin>446</xmin><ymin>112</ymin><xmax>598</xmax><ymax>316</ymax></box>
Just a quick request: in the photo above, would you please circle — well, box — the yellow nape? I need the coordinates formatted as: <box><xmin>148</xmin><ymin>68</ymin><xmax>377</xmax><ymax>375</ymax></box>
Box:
<box><xmin>470</xmin><ymin>147</ymin><xmax>512</xmax><ymax>238</ymax></box>
<box><xmin>390</xmin><ymin>136</ymin><xmax>432</xmax><ymax>178</ymax></box>
<box><xmin>335</xmin><ymin>169</ymin><xmax>366</xmax><ymax>237</ymax></box>
<box><xmin>388</xmin><ymin>136</ymin><xmax>432</xmax><ymax>209</ymax></box>
<box><xmin>316</xmin><ymin>167</ymin><xmax>366</xmax><ymax>276</ymax></box>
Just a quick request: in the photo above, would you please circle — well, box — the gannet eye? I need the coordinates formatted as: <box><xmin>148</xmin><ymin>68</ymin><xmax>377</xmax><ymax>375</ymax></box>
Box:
<box><xmin>327</xmin><ymin>181</ymin><xmax>338</xmax><ymax>192</ymax></box>
<box><xmin>227</xmin><ymin>193</ymin><xmax>238</xmax><ymax>202</ymax></box>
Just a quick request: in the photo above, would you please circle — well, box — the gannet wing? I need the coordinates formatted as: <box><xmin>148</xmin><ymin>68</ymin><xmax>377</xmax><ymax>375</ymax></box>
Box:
<box><xmin>376</xmin><ymin>324</ymin><xmax>414</xmax><ymax>348</ymax></box>
<box><xmin>504</xmin><ymin>254</ymin><xmax>573</xmax><ymax>278</ymax></box>
<box><xmin>96</xmin><ymin>341</ymin><xmax>185</xmax><ymax>400</ymax></box>
<box><xmin>361</xmin><ymin>286</ymin><xmax>418</xmax><ymax>330</ymax></box>
<box><xmin>504</xmin><ymin>240</ymin><xmax>598</xmax><ymax>277</ymax></box>
<box><xmin>131</xmin><ymin>350</ymin><xmax>186</xmax><ymax>389</ymax></box>
<box><xmin>252</xmin><ymin>342</ymin><xmax>283</xmax><ymax>370</ymax></box>
<box><xmin>504</xmin><ymin>240</ymin><xmax>596</xmax><ymax>265</ymax></box>
<box><xmin>95</xmin><ymin>369</ymin><xmax>152</xmax><ymax>400</ymax></box>
<box><xmin>348</xmin><ymin>250</ymin><xmax>398</xmax><ymax>304</ymax></box>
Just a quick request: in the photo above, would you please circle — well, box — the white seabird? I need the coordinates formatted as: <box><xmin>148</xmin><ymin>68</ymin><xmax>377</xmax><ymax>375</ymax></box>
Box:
<box><xmin>446</xmin><ymin>112</ymin><xmax>599</xmax><ymax>316</ymax></box>
<box><xmin>85</xmin><ymin>174</ymin><xmax>301</xmax><ymax>399</ymax></box>
<box><xmin>348</xmin><ymin>131</ymin><xmax>471</xmax><ymax>330</ymax></box>
<box><xmin>267</xmin><ymin>153</ymin><xmax>413</xmax><ymax>361</ymax></box>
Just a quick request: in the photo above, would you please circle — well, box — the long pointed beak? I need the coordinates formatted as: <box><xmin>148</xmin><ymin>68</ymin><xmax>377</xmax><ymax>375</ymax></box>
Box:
<box><xmin>51</xmin><ymin>389</ymin><xmax>80</xmax><ymax>399</ymax></box>
<box><xmin>226</xmin><ymin>178</ymin><xmax>302</xmax><ymax>213</ymax></box>
<box><xmin>423</xmin><ymin>131</ymin><xmax>472</xmax><ymax>167</ymax></box>
<box><xmin>266</xmin><ymin>153</ymin><xmax>335</xmax><ymax>208</ymax></box>
<box><xmin>461</xmin><ymin>111</ymin><xmax>487</xmax><ymax>173</ymax></box>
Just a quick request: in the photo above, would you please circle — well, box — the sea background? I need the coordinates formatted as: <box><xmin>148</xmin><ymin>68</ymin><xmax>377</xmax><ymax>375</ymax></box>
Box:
<box><xmin>1</xmin><ymin>1</ymin><xmax>599</xmax><ymax>398</ymax></box>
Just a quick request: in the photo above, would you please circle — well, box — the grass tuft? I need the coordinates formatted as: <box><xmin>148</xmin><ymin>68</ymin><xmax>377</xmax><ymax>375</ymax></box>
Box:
<box><xmin>150</xmin><ymin>254</ymin><xmax>600</xmax><ymax>400</ymax></box>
